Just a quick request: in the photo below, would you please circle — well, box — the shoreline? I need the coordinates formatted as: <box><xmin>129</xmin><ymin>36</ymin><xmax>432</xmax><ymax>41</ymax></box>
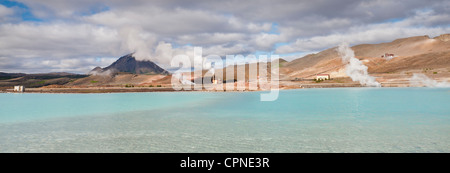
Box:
<box><xmin>0</xmin><ymin>83</ymin><xmax>417</xmax><ymax>94</ymax></box>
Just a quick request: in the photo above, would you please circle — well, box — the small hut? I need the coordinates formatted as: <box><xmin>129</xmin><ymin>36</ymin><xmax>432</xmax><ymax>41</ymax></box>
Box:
<box><xmin>14</xmin><ymin>86</ymin><xmax>25</xmax><ymax>92</ymax></box>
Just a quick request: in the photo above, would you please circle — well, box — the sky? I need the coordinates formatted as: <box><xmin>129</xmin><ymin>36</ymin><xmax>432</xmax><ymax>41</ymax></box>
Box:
<box><xmin>0</xmin><ymin>0</ymin><xmax>449</xmax><ymax>74</ymax></box>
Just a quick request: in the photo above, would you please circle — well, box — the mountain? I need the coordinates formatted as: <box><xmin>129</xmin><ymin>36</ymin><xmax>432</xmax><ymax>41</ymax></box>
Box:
<box><xmin>281</xmin><ymin>34</ymin><xmax>450</xmax><ymax>81</ymax></box>
<box><xmin>91</xmin><ymin>54</ymin><xmax>169</xmax><ymax>75</ymax></box>
<box><xmin>0</xmin><ymin>72</ymin><xmax>88</xmax><ymax>87</ymax></box>
<box><xmin>0</xmin><ymin>72</ymin><xmax>26</xmax><ymax>80</ymax></box>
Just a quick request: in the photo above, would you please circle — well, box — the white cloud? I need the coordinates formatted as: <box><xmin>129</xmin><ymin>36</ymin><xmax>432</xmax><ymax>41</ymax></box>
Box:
<box><xmin>0</xmin><ymin>4</ymin><xmax>13</xmax><ymax>16</ymax></box>
<box><xmin>276</xmin><ymin>10</ymin><xmax>450</xmax><ymax>54</ymax></box>
<box><xmin>0</xmin><ymin>4</ymin><xmax>15</xmax><ymax>22</ymax></box>
<box><xmin>251</xmin><ymin>33</ymin><xmax>287</xmax><ymax>51</ymax></box>
<box><xmin>0</xmin><ymin>22</ymin><xmax>121</xmax><ymax>58</ymax></box>
<box><xmin>176</xmin><ymin>33</ymin><xmax>247</xmax><ymax>46</ymax></box>
<box><xmin>84</xmin><ymin>6</ymin><xmax>249</xmax><ymax>36</ymax></box>
<box><xmin>203</xmin><ymin>43</ymin><xmax>251</xmax><ymax>56</ymax></box>
<box><xmin>0</xmin><ymin>22</ymin><xmax>124</xmax><ymax>73</ymax></box>
<box><xmin>0</xmin><ymin>0</ymin><xmax>449</xmax><ymax>73</ymax></box>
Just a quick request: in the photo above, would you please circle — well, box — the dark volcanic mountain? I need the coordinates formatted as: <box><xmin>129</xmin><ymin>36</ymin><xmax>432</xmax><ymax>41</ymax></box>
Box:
<box><xmin>0</xmin><ymin>72</ymin><xmax>88</xmax><ymax>87</ymax></box>
<box><xmin>91</xmin><ymin>54</ymin><xmax>169</xmax><ymax>75</ymax></box>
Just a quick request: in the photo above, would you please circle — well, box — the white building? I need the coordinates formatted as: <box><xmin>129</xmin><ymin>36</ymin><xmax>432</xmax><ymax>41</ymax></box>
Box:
<box><xmin>14</xmin><ymin>86</ymin><xmax>25</xmax><ymax>92</ymax></box>
<box><xmin>316</xmin><ymin>74</ymin><xmax>330</xmax><ymax>80</ymax></box>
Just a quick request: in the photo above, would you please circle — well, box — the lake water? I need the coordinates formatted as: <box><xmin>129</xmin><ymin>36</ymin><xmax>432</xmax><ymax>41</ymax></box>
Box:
<box><xmin>0</xmin><ymin>88</ymin><xmax>449</xmax><ymax>152</ymax></box>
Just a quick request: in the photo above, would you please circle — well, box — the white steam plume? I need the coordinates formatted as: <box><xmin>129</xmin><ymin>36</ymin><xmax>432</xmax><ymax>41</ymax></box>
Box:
<box><xmin>409</xmin><ymin>73</ymin><xmax>450</xmax><ymax>87</ymax></box>
<box><xmin>118</xmin><ymin>26</ymin><xmax>195</xmax><ymax>66</ymax></box>
<box><xmin>337</xmin><ymin>43</ymin><xmax>381</xmax><ymax>87</ymax></box>
<box><xmin>173</xmin><ymin>73</ymin><xmax>194</xmax><ymax>85</ymax></box>
<box><xmin>89</xmin><ymin>69</ymin><xmax>114</xmax><ymax>76</ymax></box>
<box><xmin>119</xmin><ymin>26</ymin><xmax>155</xmax><ymax>61</ymax></box>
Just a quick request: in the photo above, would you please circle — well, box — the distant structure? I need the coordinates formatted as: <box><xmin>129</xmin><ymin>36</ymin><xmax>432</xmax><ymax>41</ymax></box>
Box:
<box><xmin>212</xmin><ymin>75</ymin><xmax>218</xmax><ymax>84</ymax></box>
<box><xmin>381</xmin><ymin>53</ymin><xmax>395</xmax><ymax>59</ymax></box>
<box><xmin>14</xmin><ymin>86</ymin><xmax>25</xmax><ymax>92</ymax></box>
<box><xmin>316</xmin><ymin>74</ymin><xmax>330</xmax><ymax>80</ymax></box>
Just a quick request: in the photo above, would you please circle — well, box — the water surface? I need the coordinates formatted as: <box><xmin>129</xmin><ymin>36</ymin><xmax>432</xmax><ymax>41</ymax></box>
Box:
<box><xmin>0</xmin><ymin>88</ymin><xmax>449</xmax><ymax>152</ymax></box>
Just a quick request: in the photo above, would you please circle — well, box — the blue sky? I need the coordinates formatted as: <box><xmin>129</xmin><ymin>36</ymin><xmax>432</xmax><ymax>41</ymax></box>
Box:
<box><xmin>0</xmin><ymin>0</ymin><xmax>41</xmax><ymax>21</ymax></box>
<box><xmin>0</xmin><ymin>0</ymin><xmax>449</xmax><ymax>73</ymax></box>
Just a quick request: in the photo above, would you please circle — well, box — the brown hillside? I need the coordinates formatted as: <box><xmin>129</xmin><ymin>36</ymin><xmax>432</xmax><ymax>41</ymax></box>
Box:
<box><xmin>282</xmin><ymin>34</ymin><xmax>450</xmax><ymax>80</ymax></box>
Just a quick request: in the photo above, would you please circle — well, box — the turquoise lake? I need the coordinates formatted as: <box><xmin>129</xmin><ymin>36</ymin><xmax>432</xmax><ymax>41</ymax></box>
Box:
<box><xmin>0</xmin><ymin>88</ymin><xmax>449</xmax><ymax>152</ymax></box>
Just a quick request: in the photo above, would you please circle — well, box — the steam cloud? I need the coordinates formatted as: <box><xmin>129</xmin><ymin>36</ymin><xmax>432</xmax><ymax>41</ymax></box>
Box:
<box><xmin>337</xmin><ymin>43</ymin><xmax>381</xmax><ymax>87</ymax></box>
<box><xmin>118</xmin><ymin>26</ymin><xmax>191</xmax><ymax>65</ymax></box>
<box><xmin>173</xmin><ymin>73</ymin><xmax>194</xmax><ymax>85</ymax></box>
<box><xmin>119</xmin><ymin>27</ymin><xmax>155</xmax><ymax>61</ymax></box>
<box><xmin>409</xmin><ymin>73</ymin><xmax>450</xmax><ymax>87</ymax></box>
<box><xmin>89</xmin><ymin>69</ymin><xmax>114</xmax><ymax>76</ymax></box>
